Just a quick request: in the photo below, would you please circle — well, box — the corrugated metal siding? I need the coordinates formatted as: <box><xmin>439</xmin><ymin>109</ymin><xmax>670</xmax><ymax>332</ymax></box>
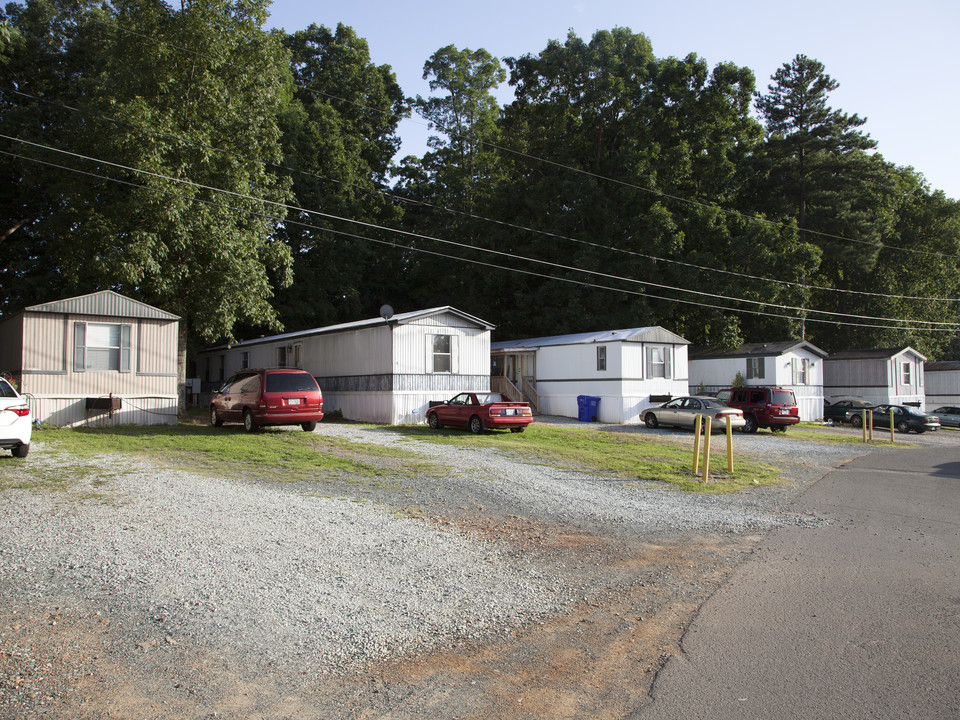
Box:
<box><xmin>26</xmin><ymin>290</ymin><xmax>179</xmax><ymax>321</ymax></box>
<box><xmin>22</xmin><ymin>312</ymin><xmax>66</xmax><ymax>372</ymax></box>
<box><xmin>23</xmin><ymin>395</ymin><xmax>177</xmax><ymax>427</ymax></box>
<box><xmin>16</xmin><ymin>311</ymin><xmax>178</xmax><ymax>426</ymax></box>
<box><xmin>925</xmin><ymin>367</ymin><xmax>960</xmax><ymax>406</ymax></box>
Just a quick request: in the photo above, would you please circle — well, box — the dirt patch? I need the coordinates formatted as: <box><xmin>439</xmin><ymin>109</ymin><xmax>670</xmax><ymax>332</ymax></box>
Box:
<box><xmin>0</xmin><ymin>534</ymin><xmax>759</xmax><ymax>720</ymax></box>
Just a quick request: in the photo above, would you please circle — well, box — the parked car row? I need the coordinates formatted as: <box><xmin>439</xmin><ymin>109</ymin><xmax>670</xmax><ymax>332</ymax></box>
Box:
<box><xmin>823</xmin><ymin>398</ymin><xmax>943</xmax><ymax>433</ymax></box>
<box><xmin>208</xmin><ymin>370</ymin><xmax>536</xmax><ymax>435</ymax></box>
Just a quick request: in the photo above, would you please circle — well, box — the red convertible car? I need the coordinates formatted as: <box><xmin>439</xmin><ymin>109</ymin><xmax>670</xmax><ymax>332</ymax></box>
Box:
<box><xmin>427</xmin><ymin>393</ymin><xmax>533</xmax><ymax>434</ymax></box>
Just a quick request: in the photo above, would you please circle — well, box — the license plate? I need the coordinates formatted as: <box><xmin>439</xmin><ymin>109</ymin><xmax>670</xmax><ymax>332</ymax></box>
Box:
<box><xmin>288</xmin><ymin>398</ymin><xmax>301</xmax><ymax>405</ymax></box>
<box><xmin>780</xmin><ymin>408</ymin><xmax>789</xmax><ymax>415</ymax></box>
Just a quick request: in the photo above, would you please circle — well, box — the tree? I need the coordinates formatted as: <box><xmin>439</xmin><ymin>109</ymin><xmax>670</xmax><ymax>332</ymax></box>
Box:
<box><xmin>269</xmin><ymin>22</ymin><xmax>408</xmax><ymax>332</ymax></box>
<box><xmin>755</xmin><ymin>54</ymin><xmax>897</xmax><ymax>344</ymax></box>
<box><xmin>493</xmin><ymin>28</ymin><xmax>804</xmax><ymax>343</ymax></box>
<box><xmin>0</xmin><ymin>0</ymin><xmax>295</xmax><ymax>405</ymax></box>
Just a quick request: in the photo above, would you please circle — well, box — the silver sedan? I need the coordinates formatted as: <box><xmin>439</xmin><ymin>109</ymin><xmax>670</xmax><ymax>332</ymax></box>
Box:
<box><xmin>643</xmin><ymin>396</ymin><xmax>746</xmax><ymax>432</ymax></box>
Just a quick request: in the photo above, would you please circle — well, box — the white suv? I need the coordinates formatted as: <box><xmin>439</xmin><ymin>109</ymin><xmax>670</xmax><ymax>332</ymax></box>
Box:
<box><xmin>0</xmin><ymin>377</ymin><xmax>32</xmax><ymax>458</ymax></box>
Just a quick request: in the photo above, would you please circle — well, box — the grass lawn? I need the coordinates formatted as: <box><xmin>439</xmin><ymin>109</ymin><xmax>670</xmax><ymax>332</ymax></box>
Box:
<box><xmin>6</xmin><ymin>413</ymin><xmax>783</xmax><ymax>495</ymax></box>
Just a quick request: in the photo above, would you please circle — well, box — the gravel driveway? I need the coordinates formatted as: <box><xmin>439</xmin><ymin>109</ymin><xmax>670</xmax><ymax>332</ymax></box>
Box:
<box><xmin>0</xmin><ymin>420</ymin><xmax>948</xmax><ymax>719</ymax></box>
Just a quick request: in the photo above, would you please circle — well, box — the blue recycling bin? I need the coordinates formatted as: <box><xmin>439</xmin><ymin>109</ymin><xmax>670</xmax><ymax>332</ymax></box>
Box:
<box><xmin>577</xmin><ymin>395</ymin><xmax>600</xmax><ymax>422</ymax></box>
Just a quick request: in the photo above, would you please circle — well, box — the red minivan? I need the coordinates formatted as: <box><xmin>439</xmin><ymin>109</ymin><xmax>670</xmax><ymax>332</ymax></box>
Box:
<box><xmin>210</xmin><ymin>368</ymin><xmax>323</xmax><ymax>432</ymax></box>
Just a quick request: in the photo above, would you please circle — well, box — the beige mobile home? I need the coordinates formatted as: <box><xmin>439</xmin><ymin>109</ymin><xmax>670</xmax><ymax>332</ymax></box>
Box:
<box><xmin>0</xmin><ymin>290</ymin><xmax>180</xmax><ymax>426</ymax></box>
<box><xmin>196</xmin><ymin>307</ymin><xmax>495</xmax><ymax>425</ymax></box>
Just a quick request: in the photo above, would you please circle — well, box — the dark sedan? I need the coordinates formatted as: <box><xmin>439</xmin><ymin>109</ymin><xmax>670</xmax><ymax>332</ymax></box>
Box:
<box><xmin>823</xmin><ymin>399</ymin><xmax>874</xmax><ymax>427</ymax></box>
<box><xmin>869</xmin><ymin>405</ymin><xmax>940</xmax><ymax>433</ymax></box>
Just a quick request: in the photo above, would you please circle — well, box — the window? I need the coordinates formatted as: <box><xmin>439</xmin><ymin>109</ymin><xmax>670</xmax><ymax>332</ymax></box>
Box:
<box><xmin>646</xmin><ymin>346</ymin><xmax>672</xmax><ymax>378</ymax></box>
<box><xmin>293</xmin><ymin>343</ymin><xmax>303</xmax><ymax>369</ymax></box>
<box><xmin>597</xmin><ymin>346</ymin><xmax>607</xmax><ymax>372</ymax></box>
<box><xmin>746</xmin><ymin>357</ymin><xmax>765</xmax><ymax>379</ymax></box>
<box><xmin>432</xmin><ymin>335</ymin><xmax>452</xmax><ymax>373</ymax></box>
<box><xmin>73</xmin><ymin>322</ymin><xmax>130</xmax><ymax>373</ymax></box>
<box><xmin>277</xmin><ymin>346</ymin><xmax>287</xmax><ymax>368</ymax></box>
<box><xmin>240</xmin><ymin>351</ymin><xmax>249</xmax><ymax>369</ymax></box>
<box><xmin>902</xmin><ymin>362</ymin><xmax>912</xmax><ymax>385</ymax></box>
<box><xmin>792</xmin><ymin>358</ymin><xmax>809</xmax><ymax>385</ymax></box>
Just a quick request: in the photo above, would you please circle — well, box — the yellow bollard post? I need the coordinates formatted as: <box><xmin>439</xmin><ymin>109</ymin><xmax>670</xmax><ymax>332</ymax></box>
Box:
<box><xmin>692</xmin><ymin>415</ymin><xmax>702</xmax><ymax>473</ymax></box>
<box><xmin>862</xmin><ymin>409</ymin><xmax>867</xmax><ymax>443</ymax></box>
<box><xmin>701</xmin><ymin>416</ymin><xmax>712</xmax><ymax>483</ymax></box>
<box><xmin>868</xmin><ymin>410</ymin><xmax>873</xmax><ymax>441</ymax></box>
<box><xmin>726</xmin><ymin>416</ymin><xmax>734</xmax><ymax>473</ymax></box>
<box><xmin>889</xmin><ymin>408</ymin><xmax>895</xmax><ymax>442</ymax></box>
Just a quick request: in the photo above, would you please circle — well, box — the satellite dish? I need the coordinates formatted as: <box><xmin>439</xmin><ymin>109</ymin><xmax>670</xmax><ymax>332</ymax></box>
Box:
<box><xmin>379</xmin><ymin>304</ymin><xmax>394</xmax><ymax>320</ymax></box>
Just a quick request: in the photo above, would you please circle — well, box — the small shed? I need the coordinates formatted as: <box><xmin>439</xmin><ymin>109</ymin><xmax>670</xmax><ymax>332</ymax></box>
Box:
<box><xmin>923</xmin><ymin>360</ymin><xmax>960</xmax><ymax>409</ymax></box>
<box><xmin>688</xmin><ymin>341</ymin><xmax>828</xmax><ymax>421</ymax></box>
<box><xmin>0</xmin><ymin>290</ymin><xmax>180</xmax><ymax>426</ymax></box>
<box><xmin>195</xmin><ymin>307</ymin><xmax>494</xmax><ymax>425</ymax></box>
<box><xmin>823</xmin><ymin>347</ymin><xmax>928</xmax><ymax>409</ymax></box>
<box><xmin>490</xmin><ymin>327</ymin><xmax>690</xmax><ymax>424</ymax></box>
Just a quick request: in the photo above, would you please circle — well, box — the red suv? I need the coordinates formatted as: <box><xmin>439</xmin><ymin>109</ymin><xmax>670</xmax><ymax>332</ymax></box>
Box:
<box><xmin>714</xmin><ymin>387</ymin><xmax>799</xmax><ymax>433</ymax></box>
<box><xmin>210</xmin><ymin>368</ymin><xmax>323</xmax><ymax>432</ymax></box>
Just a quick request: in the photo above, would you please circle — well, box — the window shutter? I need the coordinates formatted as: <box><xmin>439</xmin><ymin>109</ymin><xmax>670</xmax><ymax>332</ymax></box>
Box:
<box><xmin>665</xmin><ymin>347</ymin><xmax>673</xmax><ymax>379</ymax></box>
<box><xmin>74</xmin><ymin>322</ymin><xmax>87</xmax><ymax>372</ymax></box>
<box><xmin>120</xmin><ymin>324</ymin><xmax>131</xmax><ymax>373</ymax></box>
<box><xmin>450</xmin><ymin>335</ymin><xmax>459</xmax><ymax>375</ymax></box>
<box><xmin>645</xmin><ymin>347</ymin><xmax>652</xmax><ymax>378</ymax></box>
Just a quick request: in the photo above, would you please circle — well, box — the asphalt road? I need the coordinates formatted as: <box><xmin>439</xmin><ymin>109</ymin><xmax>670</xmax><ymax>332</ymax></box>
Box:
<box><xmin>631</xmin><ymin>447</ymin><xmax>960</xmax><ymax>720</ymax></box>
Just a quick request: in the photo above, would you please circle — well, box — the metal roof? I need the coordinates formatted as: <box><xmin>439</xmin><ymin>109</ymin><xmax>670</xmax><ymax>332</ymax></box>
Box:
<box><xmin>491</xmin><ymin>326</ymin><xmax>689</xmax><ymax>351</ymax></box>
<box><xmin>24</xmin><ymin>290</ymin><xmax>179</xmax><ymax>321</ymax></box>
<box><xmin>924</xmin><ymin>361</ymin><xmax>960</xmax><ymax>371</ymax></box>
<box><xmin>689</xmin><ymin>340</ymin><xmax>828</xmax><ymax>360</ymax></box>
<box><xmin>826</xmin><ymin>347</ymin><xmax>927</xmax><ymax>362</ymax></box>
<box><xmin>210</xmin><ymin>306</ymin><xmax>495</xmax><ymax>350</ymax></box>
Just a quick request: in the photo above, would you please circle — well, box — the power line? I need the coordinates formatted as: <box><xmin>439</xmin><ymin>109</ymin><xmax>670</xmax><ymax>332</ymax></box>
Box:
<box><xmin>95</xmin><ymin>14</ymin><xmax>960</xmax><ymax>265</ymax></box>
<box><xmin>9</xmin><ymin>87</ymin><xmax>959</xmax><ymax>306</ymax></box>
<box><xmin>4</xmin><ymin>136</ymin><xmax>957</xmax><ymax>334</ymax></box>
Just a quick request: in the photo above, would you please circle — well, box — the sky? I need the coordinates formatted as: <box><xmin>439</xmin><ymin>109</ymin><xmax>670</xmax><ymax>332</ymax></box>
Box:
<box><xmin>265</xmin><ymin>0</ymin><xmax>960</xmax><ymax>200</ymax></box>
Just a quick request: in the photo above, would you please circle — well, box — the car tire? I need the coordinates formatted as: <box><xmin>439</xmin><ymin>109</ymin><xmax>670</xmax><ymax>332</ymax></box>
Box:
<box><xmin>12</xmin><ymin>443</ymin><xmax>29</xmax><ymax>458</ymax></box>
<box><xmin>850</xmin><ymin>415</ymin><xmax>863</xmax><ymax>428</ymax></box>
<box><xmin>210</xmin><ymin>406</ymin><xmax>223</xmax><ymax>427</ymax></box>
<box><xmin>428</xmin><ymin>412</ymin><xmax>442</xmax><ymax>430</ymax></box>
<box><xmin>243</xmin><ymin>408</ymin><xmax>258</xmax><ymax>433</ymax></box>
<box><xmin>742</xmin><ymin>414</ymin><xmax>759</xmax><ymax>434</ymax></box>
<box><xmin>469</xmin><ymin>415</ymin><xmax>484</xmax><ymax>434</ymax></box>
<box><xmin>301</xmin><ymin>421</ymin><xmax>317</xmax><ymax>432</ymax></box>
<box><xmin>896</xmin><ymin>421</ymin><xmax>910</xmax><ymax>433</ymax></box>
<box><xmin>510</xmin><ymin>426</ymin><xmax>525</xmax><ymax>433</ymax></box>
<box><xmin>644</xmin><ymin>413</ymin><xmax>659</xmax><ymax>429</ymax></box>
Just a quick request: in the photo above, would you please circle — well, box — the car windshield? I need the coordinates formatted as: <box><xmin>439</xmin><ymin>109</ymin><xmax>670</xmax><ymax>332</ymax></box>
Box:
<box><xmin>265</xmin><ymin>373</ymin><xmax>319</xmax><ymax>393</ymax></box>
<box><xmin>771</xmin><ymin>391</ymin><xmax>796</xmax><ymax>405</ymax></box>
<box><xmin>476</xmin><ymin>394</ymin><xmax>505</xmax><ymax>404</ymax></box>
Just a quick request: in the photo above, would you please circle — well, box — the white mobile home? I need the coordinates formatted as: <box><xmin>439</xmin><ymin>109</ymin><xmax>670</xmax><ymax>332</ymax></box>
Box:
<box><xmin>688</xmin><ymin>341</ymin><xmax>828</xmax><ymax>421</ymax></box>
<box><xmin>490</xmin><ymin>327</ymin><xmax>690</xmax><ymax>424</ymax></box>
<box><xmin>196</xmin><ymin>307</ymin><xmax>494</xmax><ymax>425</ymax></box>
<box><xmin>0</xmin><ymin>290</ymin><xmax>180</xmax><ymax>426</ymax></box>
<box><xmin>823</xmin><ymin>347</ymin><xmax>927</xmax><ymax>409</ymax></box>
<box><xmin>925</xmin><ymin>361</ymin><xmax>960</xmax><ymax>408</ymax></box>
